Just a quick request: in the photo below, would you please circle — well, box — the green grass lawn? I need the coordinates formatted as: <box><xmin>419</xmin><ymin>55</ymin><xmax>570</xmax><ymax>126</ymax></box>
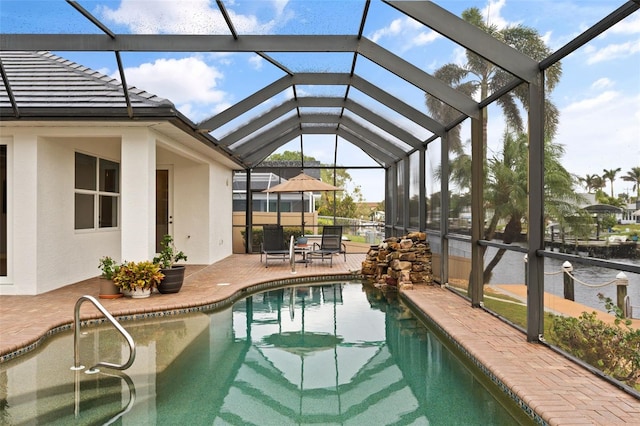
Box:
<box><xmin>483</xmin><ymin>297</ymin><xmax>555</xmax><ymax>337</ymax></box>
<box><xmin>448</xmin><ymin>284</ymin><xmax>555</xmax><ymax>336</ymax></box>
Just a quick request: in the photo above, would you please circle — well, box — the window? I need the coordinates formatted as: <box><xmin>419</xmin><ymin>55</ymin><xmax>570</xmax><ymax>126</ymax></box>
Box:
<box><xmin>75</xmin><ymin>152</ymin><xmax>119</xmax><ymax>230</ymax></box>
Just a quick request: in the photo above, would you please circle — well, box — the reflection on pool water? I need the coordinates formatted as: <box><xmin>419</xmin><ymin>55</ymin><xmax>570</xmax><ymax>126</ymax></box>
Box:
<box><xmin>0</xmin><ymin>282</ymin><xmax>532</xmax><ymax>425</ymax></box>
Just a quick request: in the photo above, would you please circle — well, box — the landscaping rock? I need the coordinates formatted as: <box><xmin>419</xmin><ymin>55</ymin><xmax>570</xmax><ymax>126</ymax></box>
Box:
<box><xmin>361</xmin><ymin>233</ymin><xmax>433</xmax><ymax>290</ymax></box>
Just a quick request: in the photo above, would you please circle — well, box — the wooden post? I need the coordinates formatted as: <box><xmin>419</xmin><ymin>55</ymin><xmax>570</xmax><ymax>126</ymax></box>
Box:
<box><xmin>616</xmin><ymin>272</ymin><xmax>628</xmax><ymax>318</ymax></box>
<box><xmin>562</xmin><ymin>261</ymin><xmax>574</xmax><ymax>301</ymax></box>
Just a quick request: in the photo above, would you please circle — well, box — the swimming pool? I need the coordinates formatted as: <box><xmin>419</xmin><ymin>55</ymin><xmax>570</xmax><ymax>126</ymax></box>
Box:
<box><xmin>0</xmin><ymin>282</ymin><xmax>532</xmax><ymax>424</ymax></box>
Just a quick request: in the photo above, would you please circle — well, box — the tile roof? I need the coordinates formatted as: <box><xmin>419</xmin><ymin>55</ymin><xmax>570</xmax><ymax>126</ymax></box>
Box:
<box><xmin>0</xmin><ymin>51</ymin><xmax>175</xmax><ymax>118</ymax></box>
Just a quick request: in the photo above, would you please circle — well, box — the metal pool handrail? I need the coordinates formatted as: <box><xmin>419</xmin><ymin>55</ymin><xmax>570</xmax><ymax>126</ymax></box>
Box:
<box><xmin>290</xmin><ymin>235</ymin><xmax>296</xmax><ymax>274</ymax></box>
<box><xmin>71</xmin><ymin>295</ymin><xmax>136</xmax><ymax>373</ymax></box>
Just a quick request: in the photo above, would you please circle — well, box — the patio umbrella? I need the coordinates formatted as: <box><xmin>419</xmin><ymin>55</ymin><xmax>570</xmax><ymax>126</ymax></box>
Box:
<box><xmin>263</xmin><ymin>172</ymin><xmax>342</xmax><ymax>193</ymax></box>
<box><xmin>632</xmin><ymin>209</ymin><xmax>640</xmax><ymax>217</ymax></box>
<box><xmin>262</xmin><ymin>172</ymin><xmax>342</xmax><ymax>234</ymax></box>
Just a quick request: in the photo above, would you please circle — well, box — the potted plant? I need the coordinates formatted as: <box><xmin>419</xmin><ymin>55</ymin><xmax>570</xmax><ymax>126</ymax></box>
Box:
<box><xmin>153</xmin><ymin>234</ymin><xmax>188</xmax><ymax>294</ymax></box>
<box><xmin>113</xmin><ymin>261</ymin><xmax>164</xmax><ymax>298</ymax></box>
<box><xmin>98</xmin><ymin>256</ymin><xmax>123</xmax><ymax>299</ymax></box>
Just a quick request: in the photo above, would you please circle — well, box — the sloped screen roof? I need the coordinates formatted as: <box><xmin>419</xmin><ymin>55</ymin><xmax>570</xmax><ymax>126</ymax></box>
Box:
<box><xmin>1</xmin><ymin>0</ymin><xmax>638</xmax><ymax>170</ymax></box>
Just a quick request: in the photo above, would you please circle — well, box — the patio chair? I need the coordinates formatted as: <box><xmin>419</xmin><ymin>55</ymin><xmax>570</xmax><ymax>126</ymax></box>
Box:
<box><xmin>307</xmin><ymin>225</ymin><xmax>346</xmax><ymax>267</ymax></box>
<box><xmin>260</xmin><ymin>225</ymin><xmax>290</xmax><ymax>268</ymax></box>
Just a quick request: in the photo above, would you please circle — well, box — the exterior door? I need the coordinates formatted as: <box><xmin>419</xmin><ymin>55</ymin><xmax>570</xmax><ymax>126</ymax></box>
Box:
<box><xmin>156</xmin><ymin>167</ymin><xmax>172</xmax><ymax>253</ymax></box>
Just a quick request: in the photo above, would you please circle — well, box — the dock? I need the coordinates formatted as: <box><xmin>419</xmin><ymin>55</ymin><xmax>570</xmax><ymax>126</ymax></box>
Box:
<box><xmin>544</xmin><ymin>238</ymin><xmax>638</xmax><ymax>259</ymax></box>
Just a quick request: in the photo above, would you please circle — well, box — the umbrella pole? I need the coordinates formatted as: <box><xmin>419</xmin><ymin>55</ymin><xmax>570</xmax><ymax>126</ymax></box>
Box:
<box><xmin>301</xmin><ymin>191</ymin><xmax>305</xmax><ymax>235</ymax></box>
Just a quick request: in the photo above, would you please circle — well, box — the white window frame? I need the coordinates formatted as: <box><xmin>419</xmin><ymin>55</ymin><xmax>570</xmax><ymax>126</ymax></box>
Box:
<box><xmin>74</xmin><ymin>152</ymin><xmax>120</xmax><ymax>231</ymax></box>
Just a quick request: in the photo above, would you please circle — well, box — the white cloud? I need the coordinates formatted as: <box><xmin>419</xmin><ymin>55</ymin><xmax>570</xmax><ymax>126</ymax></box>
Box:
<box><xmin>563</xmin><ymin>90</ymin><xmax>619</xmax><ymax>113</ymax></box>
<box><xmin>591</xmin><ymin>78</ymin><xmax>614</xmax><ymax>90</ymax></box>
<box><xmin>271</xmin><ymin>0</ymin><xmax>290</xmax><ymax>17</ymax></box>
<box><xmin>556</xmin><ymin>92</ymin><xmax>640</xmax><ymax>192</ymax></box>
<box><xmin>452</xmin><ymin>46</ymin><xmax>467</xmax><ymax>67</ymax></box>
<box><xmin>481</xmin><ymin>0</ymin><xmax>512</xmax><ymax>30</ymax></box>
<box><xmin>113</xmin><ymin>57</ymin><xmax>228</xmax><ymax>122</ymax></box>
<box><xmin>414</xmin><ymin>31</ymin><xmax>441</xmax><ymax>46</ymax></box>
<box><xmin>585</xmin><ymin>40</ymin><xmax>640</xmax><ymax>64</ymax></box>
<box><xmin>609</xmin><ymin>13</ymin><xmax>640</xmax><ymax>35</ymax></box>
<box><xmin>369</xmin><ymin>17</ymin><xmax>440</xmax><ymax>52</ymax></box>
<box><xmin>97</xmin><ymin>0</ymin><xmax>276</xmax><ymax>34</ymax></box>
<box><xmin>540</xmin><ymin>30</ymin><xmax>553</xmax><ymax>47</ymax></box>
<box><xmin>248</xmin><ymin>54</ymin><xmax>264</xmax><ymax>70</ymax></box>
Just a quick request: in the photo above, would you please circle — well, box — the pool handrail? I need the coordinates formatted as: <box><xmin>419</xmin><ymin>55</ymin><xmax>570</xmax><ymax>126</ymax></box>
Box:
<box><xmin>71</xmin><ymin>295</ymin><xmax>136</xmax><ymax>373</ymax></box>
<box><xmin>289</xmin><ymin>235</ymin><xmax>296</xmax><ymax>274</ymax></box>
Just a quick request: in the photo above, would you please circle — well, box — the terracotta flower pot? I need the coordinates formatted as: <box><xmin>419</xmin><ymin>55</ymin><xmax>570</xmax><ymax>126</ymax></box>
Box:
<box><xmin>99</xmin><ymin>278</ymin><xmax>122</xmax><ymax>299</ymax></box>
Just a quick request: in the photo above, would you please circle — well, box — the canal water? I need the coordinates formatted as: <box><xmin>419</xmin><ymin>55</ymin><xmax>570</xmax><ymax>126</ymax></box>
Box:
<box><xmin>444</xmin><ymin>240</ymin><xmax>640</xmax><ymax>319</ymax></box>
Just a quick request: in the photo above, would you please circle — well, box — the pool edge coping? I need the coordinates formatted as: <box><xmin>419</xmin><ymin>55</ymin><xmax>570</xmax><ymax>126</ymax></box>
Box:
<box><xmin>0</xmin><ymin>273</ymin><xmax>359</xmax><ymax>363</ymax></box>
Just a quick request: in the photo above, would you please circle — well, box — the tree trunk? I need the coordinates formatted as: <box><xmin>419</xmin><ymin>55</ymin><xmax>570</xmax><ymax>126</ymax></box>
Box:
<box><xmin>483</xmin><ymin>215</ymin><xmax>522</xmax><ymax>283</ymax></box>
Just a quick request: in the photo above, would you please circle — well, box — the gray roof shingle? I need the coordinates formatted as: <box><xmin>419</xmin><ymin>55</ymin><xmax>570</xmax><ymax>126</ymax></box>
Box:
<box><xmin>0</xmin><ymin>51</ymin><xmax>175</xmax><ymax>117</ymax></box>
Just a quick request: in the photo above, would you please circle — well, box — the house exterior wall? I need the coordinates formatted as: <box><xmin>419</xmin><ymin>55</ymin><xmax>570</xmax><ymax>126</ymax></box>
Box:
<box><xmin>9</xmin><ymin>133</ymin><xmax>37</xmax><ymax>294</ymax></box>
<box><xmin>121</xmin><ymin>129</ymin><xmax>156</xmax><ymax>262</ymax></box>
<box><xmin>37</xmin><ymin>135</ymin><xmax>122</xmax><ymax>293</ymax></box>
<box><xmin>207</xmin><ymin>161</ymin><xmax>233</xmax><ymax>264</ymax></box>
<box><xmin>0</xmin><ymin>124</ymin><xmax>235</xmax><ymax>295</ymax></box>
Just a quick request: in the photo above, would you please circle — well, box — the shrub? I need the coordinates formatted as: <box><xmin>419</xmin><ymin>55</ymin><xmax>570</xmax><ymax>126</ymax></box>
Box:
<box><xmin>549</xmin><ymin>295</ymin><xmax>640</xmax><ymax>386</ymax></box>
<box><xmin>153</xmin><ymin>234</ymin><xmax>187</xmax><ymax>269</ymax></box>
<box><xmin>98</xmin><ymin>256</ymin><xmax>119</xmax><ymax>280</ymax></box>
<box><xmin>114</xmin><ymin>261</ymin><xmax>164</xmax><ymax>292</ymax></box>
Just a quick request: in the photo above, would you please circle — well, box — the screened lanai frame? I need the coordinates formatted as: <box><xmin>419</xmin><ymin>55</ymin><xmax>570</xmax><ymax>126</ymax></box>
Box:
<box><xmin>1</xmin><ymin>0</ymin><xmax>639</xmax><ymax>343</ymax></box>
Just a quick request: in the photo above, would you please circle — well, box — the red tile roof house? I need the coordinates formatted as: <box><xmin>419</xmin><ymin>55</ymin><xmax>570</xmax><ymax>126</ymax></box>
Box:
<box><xmin>0</xmin><ymin>51</ymin><xmax>241</xmax><ymax>295</ymax></box>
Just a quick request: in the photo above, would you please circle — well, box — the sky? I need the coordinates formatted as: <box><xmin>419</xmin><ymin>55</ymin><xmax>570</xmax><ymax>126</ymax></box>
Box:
<box><xmin>1</xmin><ymin>0</ymin><xmax>639</xmax><ymax>202</ymax></box>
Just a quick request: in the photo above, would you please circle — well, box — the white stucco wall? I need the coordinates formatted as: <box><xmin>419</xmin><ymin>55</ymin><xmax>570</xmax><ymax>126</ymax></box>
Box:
<box><xmin>0</xmin><ymin>123</ymin><xmax>237</xmax><ymax>295</ymax></box>
<box><xmin>36</xmin><ymin>136</ymin><xmax>122</xmax><ymax>293</ymax></box>
<box><xmin>158</xmin><ymin>147</ymin><xmax>210</xmax><ymax>264</ymax></box>
<box><xmin>208</xmin><ymin>161</ymin><xmax>233</xmax><ymax>263</ymax></box>
<box><xmin>121</xmin><ymin>129</ymin><xmax>156</xmax><ymax>262</ymax></box>
<box><xmin>7</xmin><ymin>133</ymin><xmax>38</xmax><ymax>294</ymax></box>
<box><xmin>156</xmin><ymin>140</ymin><xmax>234</xmax><ymax>265</ymax></box>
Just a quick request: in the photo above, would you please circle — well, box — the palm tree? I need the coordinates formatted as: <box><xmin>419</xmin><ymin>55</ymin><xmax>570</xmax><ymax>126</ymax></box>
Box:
<box><xmin>621</xmin><ymin>166</ymin><xmax>640</xmax><ymax>200</ymax></box>
<box><xmin>425</xmin><ymin>7</ymin><xmax>564</xmax><ymax>283</ymax></box>
<box><xmin>602</xmin><ymin>168</ymin><xmax>621</xmax><ymax>198</ymax></box>
<box><xmin>482</xmin><ymin>131</ymin><xmax>584</xmax><ymax>282</ymax></box>
<box><xmin>425</xmin><ymin>7</ymin><xmax>562</xmax><ymax>151</ymax></box>
<box><xmin>578</xmin><ymin>173</ymin><xmax>606</xmax><ymax>194</ymax></box>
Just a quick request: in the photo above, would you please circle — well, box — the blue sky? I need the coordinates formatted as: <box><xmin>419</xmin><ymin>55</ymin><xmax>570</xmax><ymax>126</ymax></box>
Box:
<box><xmin>1</xmin><ymin>0</ymin><xmax>639</xmax><ymax>202</ymax></box>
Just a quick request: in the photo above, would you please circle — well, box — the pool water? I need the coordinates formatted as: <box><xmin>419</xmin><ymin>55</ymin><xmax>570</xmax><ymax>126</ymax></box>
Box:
<box><xmin>0</xmin><ymin>282</ymin><xmax>532</xmax><ymax>425</ymax></box>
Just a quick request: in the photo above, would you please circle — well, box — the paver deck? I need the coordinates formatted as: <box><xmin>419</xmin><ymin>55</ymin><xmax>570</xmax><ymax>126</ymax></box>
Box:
<box><xmin>1</xmin><ymin>253</ymin><xmax>639</xmax><ymax>425</ymax></box>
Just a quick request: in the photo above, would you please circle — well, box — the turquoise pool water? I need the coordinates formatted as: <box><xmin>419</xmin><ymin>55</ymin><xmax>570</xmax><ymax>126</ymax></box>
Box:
<box><xmin>0</xmin><ymin>282</ymin><xmax>532</xmax><ymax>425</ymax></box>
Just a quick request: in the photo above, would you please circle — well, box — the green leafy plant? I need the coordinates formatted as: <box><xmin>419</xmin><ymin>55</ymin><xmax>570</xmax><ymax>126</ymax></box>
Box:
<box><xmin>549</xmin><ymin>294</ymin><xmax>639</xmax><ymax>387</ymax></box>
<box><xmin>153</xmin><ymin>234</ymin><xmax>187</xmax><ymax>269</ymax></box>
<box><xmin>113</xmin><ymin>261</ymin><xmax>164</xmax><ymax>292</ymax></box>
<box><xmin>98</xmin><ymin>256</ymin><xmax>120</xmax><ymax>280</ymax></box>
